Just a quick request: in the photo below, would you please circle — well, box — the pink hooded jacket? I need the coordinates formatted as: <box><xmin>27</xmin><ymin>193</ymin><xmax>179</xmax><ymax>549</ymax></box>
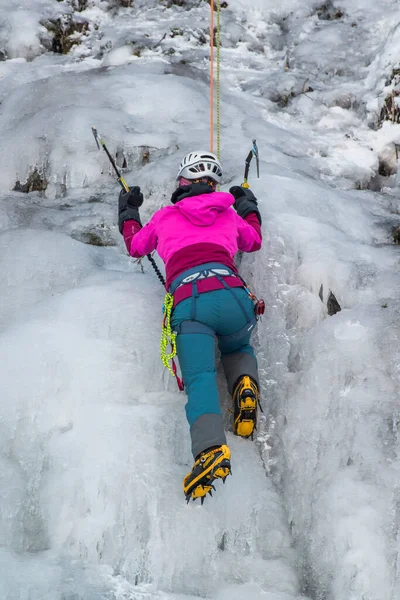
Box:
<box><xmin>122</xmin><ymin>191</ymin><xmax>262</xmax><ymax>301</ymax></box>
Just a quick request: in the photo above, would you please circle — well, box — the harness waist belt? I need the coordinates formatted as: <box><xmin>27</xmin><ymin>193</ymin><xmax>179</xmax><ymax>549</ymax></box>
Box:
<box><xmin>170</xmin><ymin>262</ymin><xmax>240</xmax><ymax>294</ymax></box>
<box><xmin>176</xmin><ymin>268</ymin><xmax>232</xmax><ymax>289</ymax></box>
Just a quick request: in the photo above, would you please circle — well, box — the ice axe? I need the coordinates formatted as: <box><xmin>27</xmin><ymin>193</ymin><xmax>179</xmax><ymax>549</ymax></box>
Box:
<box><xmin>242</xmin><ymin>139</ymin><xmax>259</xmax><ymax>189</ymax></box>
<box><xmin>92</xmin><ymin>126</ymin><xmax>130</xmax><ymax>192</ymax></box>
<box><xmin>91</xmin><ymin>126</ymin><xmax>166</xmax><ymax>287</ymax></box>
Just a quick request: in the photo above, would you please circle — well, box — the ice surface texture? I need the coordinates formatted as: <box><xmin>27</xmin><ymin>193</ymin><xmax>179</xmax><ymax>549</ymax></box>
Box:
<box><xmin>1</xmin><ymin>0</ymin><xmax>400</xmax><ymax>599</ymax></box>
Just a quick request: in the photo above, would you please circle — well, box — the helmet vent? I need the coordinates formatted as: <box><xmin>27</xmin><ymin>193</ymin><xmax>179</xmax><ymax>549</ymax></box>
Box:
<box><xmin>177</xmin><ymin>150</ymin><xmax>223</xmax><ymax>184</ymax></box>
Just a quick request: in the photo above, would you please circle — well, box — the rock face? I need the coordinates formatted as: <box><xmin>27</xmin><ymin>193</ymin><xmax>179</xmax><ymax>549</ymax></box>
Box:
<box><xmin>45</xmin><ymin>15</ymin><xmax>89</xmax><ymax>54</ymax></box>
<box><xmin>327</xmin><ymin>291</ymin><xmax>342</xmax><ymax>316</ymax></box>
<box><xmin>379</xmin><ymin>89</ymin><xmax>400</xmax><ymax>125</ymax></box>
<box><xmin>14</xmin><ymin>169</ymin><xmax>48</xmax><ymax>194</ymax></box>
<box><xmin>316</xmin><ymin>2</ymin><xmax>344</xmax><ymax>20</ymax></box>
<box><xmin>319</xmin><ymin>285</ymin><xmax>342</xmax><ymax>316</ymax></box>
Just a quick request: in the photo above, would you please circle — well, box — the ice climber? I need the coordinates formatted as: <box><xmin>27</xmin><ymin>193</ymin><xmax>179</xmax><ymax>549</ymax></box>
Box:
<box><xmin>118</xmin><ymin>151</ymin><xmax>263</xmax><ymax>503</ymax></box>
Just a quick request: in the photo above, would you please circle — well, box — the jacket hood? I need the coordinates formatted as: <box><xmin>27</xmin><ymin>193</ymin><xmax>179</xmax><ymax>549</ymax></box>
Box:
<box><xmin>175</xmin><ymin>191</ymin><xmax>234</xmax><ymax>226</ymax></box>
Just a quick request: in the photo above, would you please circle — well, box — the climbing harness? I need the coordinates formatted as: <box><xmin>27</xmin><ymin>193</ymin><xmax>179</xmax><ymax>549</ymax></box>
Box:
<box><xmin>161</xmin><ymin>262</ymin><xmax>264</xmax><ymax>390</ymax></box>
<box><xmin>170</xmin><ymin>262</ymin><xmax>263</xmax><ymax>336</ymax></box>
<box><xmin>242</xmin><ymin>139</ymin><xmax>260</xmax><ymax>189</ymax></box>
<box><xmin>91</xmin><ymin>126</ymin><xmax>166</xmax><ymax>287</ymax></box>
<box><xmin>160</xmin><ymin>292</ymin><xmax>184</xmax><ymax>391</ymax></box>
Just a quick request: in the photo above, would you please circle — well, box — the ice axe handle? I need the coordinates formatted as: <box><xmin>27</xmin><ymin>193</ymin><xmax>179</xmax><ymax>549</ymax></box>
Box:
<box><xmin>242</xmin><ymin>148</ymin><xmax>253</xmax><ymax>188</ymax></box>
<box><xmin>118</xmin><ymin>177</ymin><xmax>130</xmax><ymax>193</ymax></box>
<box><xmin>92</xmin><ymin>126</ymin><xmax>129</xmax><ymax>192</ymax></box>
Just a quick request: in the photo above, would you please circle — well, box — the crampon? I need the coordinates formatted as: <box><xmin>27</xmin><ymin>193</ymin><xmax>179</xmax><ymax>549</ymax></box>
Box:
<box><xmin>183</xmin><ymin>445</ymin><xmax>231</xmax><ymax>505</ymax></box>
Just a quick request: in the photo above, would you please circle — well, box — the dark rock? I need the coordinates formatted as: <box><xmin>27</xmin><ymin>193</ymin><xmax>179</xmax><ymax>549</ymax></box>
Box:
<box><xmin>217</xmin><ymin>532</ymin><xmax>227</xmax><ymax>551</ymax></box>
<box><xmin>142</xmin><ymin>148</ymin><xmax>150</xmax><ymax>165</ymax></box>
<box><xmin>378</xmin><ymin>155</ymin><xmax>396</xmax><ymax>177</ymax></box>
<box><xmin>378</xmin><ymin>89</ymin><xmax>400</xmax><ymax>127</ymax></box>
<box><xmin>14</xmin><ymin>169</ymin><xmax>48</xmax><ymax>193</ymax></box>
<box><xmin>170</xmin><ymin>28</ymin><xmax>184</xmax><ymax>38</ymax></box>
<box><xmin>71</xmin><ymin>0</ymin><xmax>89</xmax><ymax>9</ymax></box>
<box><xmin>43</xmin><ymin>15</ymin><xmax>89</xmax><ymax>55</ymax></box>
<box><xmin>209</xmin><ymin>0</ymin><xmax>228</xmax><ymax>7</ymax></box>
<box><xmin>327</xmin><ymin>291</ymin><xmax>341</xmax><ymax>316</ymax></box>
<box><xmin>316</xmin><ymin>2</ymin><xmax>344</xmax><ymax>20</ymax></box>
<box><xmin>52</xmin><ymin>37</ymin><xmax>63</xmax><ymax>54</ymax></box>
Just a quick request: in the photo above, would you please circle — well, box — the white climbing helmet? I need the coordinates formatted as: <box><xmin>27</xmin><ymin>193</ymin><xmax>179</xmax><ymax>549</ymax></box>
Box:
<box><xmin>176</xmin><ymin>150</ymin><xmax>223</xmax><ymax>184</ymax></box>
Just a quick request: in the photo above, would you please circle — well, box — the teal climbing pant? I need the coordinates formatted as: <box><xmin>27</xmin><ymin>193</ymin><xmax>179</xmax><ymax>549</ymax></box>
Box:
<box><xmin>171</xmin><ymin>287</ymin><xmax>258</xmax><ymax>458</ymax></box>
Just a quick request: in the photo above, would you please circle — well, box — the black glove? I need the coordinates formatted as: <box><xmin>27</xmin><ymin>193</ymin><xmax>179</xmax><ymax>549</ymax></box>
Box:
<box><xmin>229</xmin><ymin>186</ymin><xmax>262</xmax><ymax>225</ymax></box>
<box><xmin>118</xmin><ymin>186</ymin><xmax>143</xmax><ymax>233</ymax></box>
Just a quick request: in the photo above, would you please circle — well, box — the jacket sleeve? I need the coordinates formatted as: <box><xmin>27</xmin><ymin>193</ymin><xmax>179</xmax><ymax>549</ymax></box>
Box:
<box><xmin>122</xmin><ymin>220</ymin><xmax>142</xmax><ymax>254</ymax></box>
<box><xmin>237</xmin><ymin>213</ymin><xmax>262</xmax><ymax>253</ymax></box>
<box><xmin>122</xmin><ymin>213</ymin><xmax>158</xmax><ymax>258</ymax></box>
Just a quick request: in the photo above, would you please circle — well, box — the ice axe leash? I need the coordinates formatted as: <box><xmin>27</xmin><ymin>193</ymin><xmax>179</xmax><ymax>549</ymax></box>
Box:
<box><xmin>91</xmin><ymin>126</ymin><xmax>166</xmax><ymax>287</ymax></box>
<box><xmin>242</xmin><ymin>139</ymin><xmax>259</xmax><ymax>189</ymax></box>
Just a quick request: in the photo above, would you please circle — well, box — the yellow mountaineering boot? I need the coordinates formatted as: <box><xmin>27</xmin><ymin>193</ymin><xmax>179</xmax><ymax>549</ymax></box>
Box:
<box><xmin>232</xmin><ymin>376</ymin><xmax>260</xmax><ymax>438</ymax></box>
<box><xmin>183</xmin><ymin>445</ymin><xmax>231</xmax><ymax>504</ymax></box>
